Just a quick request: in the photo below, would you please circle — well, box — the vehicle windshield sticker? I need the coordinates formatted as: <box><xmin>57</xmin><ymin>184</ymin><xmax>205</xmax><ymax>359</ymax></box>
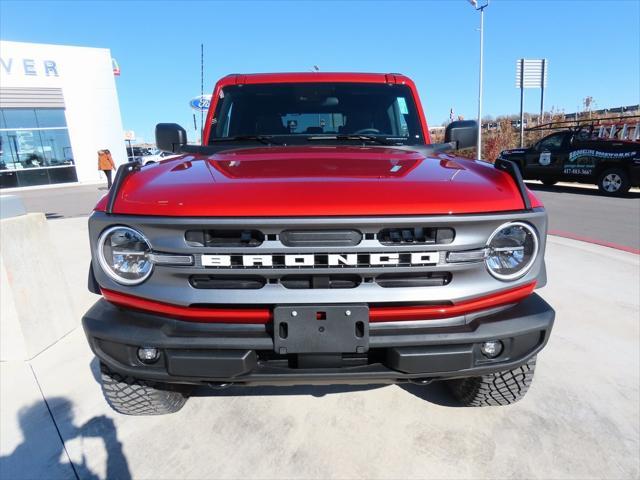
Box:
<box><xmin>539</xmin><ymin>152</ymin><xmax>551</xmax><ymax>166</ymax></box>
<box><xmin>564</xmin><ymin>149</ymin><xmax>638</xmax><ymax>175</ymax></box>
<box><xmin>397</xmin><ymin>97</ymin><xmax>409</xmax><ymax>115</ymax></box>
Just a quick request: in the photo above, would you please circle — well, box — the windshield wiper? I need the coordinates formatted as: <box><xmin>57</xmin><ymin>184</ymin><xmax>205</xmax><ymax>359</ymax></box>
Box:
<box><xmin>306</xmin><ymin>135</ymin><xmax>398</xmax><ymax>146</ymax></box>
<box><xmin>210</xmin><ymin>135</ymin><xmax>282</xmax><ymax>146</ymax></box>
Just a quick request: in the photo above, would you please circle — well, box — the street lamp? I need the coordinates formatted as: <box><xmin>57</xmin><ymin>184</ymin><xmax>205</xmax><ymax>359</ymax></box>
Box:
<box><xmin>469</xmin><ymin>0</ymin><xmax>489</xmax><ymax>160</ymax></box>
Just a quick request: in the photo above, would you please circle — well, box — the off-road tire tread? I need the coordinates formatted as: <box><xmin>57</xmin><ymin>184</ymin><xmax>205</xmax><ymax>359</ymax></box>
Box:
<box><xmin>446</xmin><ymin>356</ymin><xmax>536</xmax><ymax>407</ymax></box>
<box><xmin>100</xmin><ymin>363</ymin><xmax>188</xmax><ymax>415</ymax></box>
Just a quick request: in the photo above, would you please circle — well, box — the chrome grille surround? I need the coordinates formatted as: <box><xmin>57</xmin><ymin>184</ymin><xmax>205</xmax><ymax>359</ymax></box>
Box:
<box><xmin>89</xmin><ymin>209</ymin><xmax>548</xmax><ymax>307</ymax></box>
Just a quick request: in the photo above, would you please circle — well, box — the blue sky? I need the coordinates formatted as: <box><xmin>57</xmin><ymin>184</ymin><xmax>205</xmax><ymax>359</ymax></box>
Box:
<box><xmin>1</xmin><ymin>0</ymin><xmax>639</xmax><ymax>143</ymax></box>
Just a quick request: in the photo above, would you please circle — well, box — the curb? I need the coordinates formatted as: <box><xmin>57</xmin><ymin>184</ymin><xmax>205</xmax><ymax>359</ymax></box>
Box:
<box><xmin>548</xmin><ymin>230</ymin><xmax>640</xmax><ymax>255</ymax></box>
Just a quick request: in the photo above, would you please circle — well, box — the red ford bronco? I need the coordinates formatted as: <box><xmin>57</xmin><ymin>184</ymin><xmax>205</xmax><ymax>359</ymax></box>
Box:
<box><xmin>83</xmin><ymin>72</ymin><xmax>554</xmax><ymax>415</ymax></box>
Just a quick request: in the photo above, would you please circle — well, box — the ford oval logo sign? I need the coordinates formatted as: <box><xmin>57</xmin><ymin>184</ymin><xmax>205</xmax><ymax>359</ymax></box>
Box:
<box><xmin>190</xmin><ymin>95</ymin><xmax>211</xmax><ymax>112</ymax></box>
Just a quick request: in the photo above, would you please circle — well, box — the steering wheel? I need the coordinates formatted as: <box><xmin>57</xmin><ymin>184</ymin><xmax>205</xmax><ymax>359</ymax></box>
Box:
<box><xmin>352</xmin><ymin>128</ymin><xmax>380</xmax><ymax>135</ymax></box>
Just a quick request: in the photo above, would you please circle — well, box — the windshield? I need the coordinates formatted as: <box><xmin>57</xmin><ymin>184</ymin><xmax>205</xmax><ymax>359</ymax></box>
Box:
<box><xmin>208</xmin><ymin>83</ymin><xmax>425</xmax><ymax>145</ymax></box>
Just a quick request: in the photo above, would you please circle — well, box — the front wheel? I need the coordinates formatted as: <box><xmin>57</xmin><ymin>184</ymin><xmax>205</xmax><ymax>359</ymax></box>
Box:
<box><xmin>100</xmin><ymin>362</ymin><xmax>190</xmax><ymax>415</ymax></box>
<box><xmin>541</xmin><ymin>179</ymin><xmax>557</xmax><ymax>186</ymax></box>
<box><xmin>597</xmin><ymin>168</ymin><xmax>630</xmax><ymax>195</ymax></box>
<box><xmin>445</xmin><ymin>356</ymin><xmax>537</xmax><ymax>407</ymax></box>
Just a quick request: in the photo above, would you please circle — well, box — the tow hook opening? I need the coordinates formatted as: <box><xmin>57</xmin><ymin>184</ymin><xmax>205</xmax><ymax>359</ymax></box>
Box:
<box><xmin>408</xmin><ymin>378</ymin><xmax>433</xmax><ymax>386</ymax></box>
<box><xmin>207</xmin><ymin>382</ymin><xmax>233</xmax><ymax>389</ymax></box>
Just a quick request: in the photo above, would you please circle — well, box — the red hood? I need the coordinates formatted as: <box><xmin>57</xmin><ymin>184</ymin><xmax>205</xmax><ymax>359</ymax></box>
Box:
<box><xmin>99</xmin><ymin>146</ymin><xmax>540</xmax><ymax>216</ymax></box>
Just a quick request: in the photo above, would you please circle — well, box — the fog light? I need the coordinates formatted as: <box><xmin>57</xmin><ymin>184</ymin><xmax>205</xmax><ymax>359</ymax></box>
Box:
<box><xmin>480</xmin><ymin>340</ymin><xmax>503</xmax><ymax>358</ymax></box>
<box><xmin>137</xmin><ymin>347</ymin><xmax>159</xmax><ymax>363</ymax></box>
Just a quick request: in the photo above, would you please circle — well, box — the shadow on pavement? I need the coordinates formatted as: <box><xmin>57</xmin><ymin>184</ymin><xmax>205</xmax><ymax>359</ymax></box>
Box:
<box><xmin>90</xmin><ymin>357</ymin><xmax>102</xmax><ymax>384</ymax></box>
<box><xmin>0</xmin><ymin>397</ymin><xmax>131</xmax><ymax>480</ymax></box>
<box><xmin>398</xmin><ymin>382</ymin><xmax>463</xmax><ymax>407</ymax></box>
<box><xmin>526</xmin><ymin>182</ymin><xmax>640</xmax><ymax>199</ymax></box>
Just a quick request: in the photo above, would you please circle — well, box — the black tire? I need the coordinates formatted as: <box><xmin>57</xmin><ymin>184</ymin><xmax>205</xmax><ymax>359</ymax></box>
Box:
<box><xmin>445</xmin><ymin>356</ymin><xmax>536</xmax><ymax>407</ymax></box>
<box><xmin>541</xmin><ymin>179</ymin><xmax>557</xmax><ymax>186</ymax></box>
<box><xmin>597</xmin><ymin>168</ymin><xmax>630</xmax><ymax>195</ymax></box>
<box><xmin>100</xmin><ymin>362</ymin><xmax>189</xmax><ymax>415</ymax></box>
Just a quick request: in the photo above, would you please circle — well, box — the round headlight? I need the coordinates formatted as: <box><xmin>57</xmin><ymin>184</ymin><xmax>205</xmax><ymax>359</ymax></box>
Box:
<box><xmin>97</xmin><ymin>226</ymin><xmax>153</xmax><ymax>285</ymax></box>
<box><xmin>485</xmin><ymin>222</ymin><xmax>539</xmax><ymax>281</ymax></box>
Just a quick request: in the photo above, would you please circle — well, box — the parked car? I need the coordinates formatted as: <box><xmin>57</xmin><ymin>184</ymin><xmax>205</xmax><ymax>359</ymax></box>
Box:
<box><xmin>84</xmin><ymin>72</ymin><xmax>554</xmax><ymax>415</ymax></box>
<box><xmin>498</xmin><ymin>128</ymin><xmax>640</xmax><ymax>195</ymax></box>
<box><xmin>126</xmin><ymin>146</ymin><xmax>175</xmax><ymax>164</ymax></box>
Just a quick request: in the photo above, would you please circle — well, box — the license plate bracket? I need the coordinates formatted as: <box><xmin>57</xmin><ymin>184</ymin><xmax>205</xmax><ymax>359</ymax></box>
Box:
<box><xmin>273</xmin><ymin>305</ymin><xmax>369</xmax><ymax>354</ymax></box>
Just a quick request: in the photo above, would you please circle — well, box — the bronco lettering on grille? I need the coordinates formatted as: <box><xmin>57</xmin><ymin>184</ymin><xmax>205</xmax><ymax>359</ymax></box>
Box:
<box><xmin>201</xmin><ymin>252</ymin><xmax>440</xmax><ymax>268</ymax></box>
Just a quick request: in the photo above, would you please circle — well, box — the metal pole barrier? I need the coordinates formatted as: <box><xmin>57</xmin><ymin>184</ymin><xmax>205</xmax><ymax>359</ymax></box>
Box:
<box><xmin>200</xmin><ymin>43</ymin><xmax>204</xmax><ymax>144</ymax></box>
<box><xmin>476</xmin><ymin>5</ymin><xmax>485</xmax><ymax>159</ymax></box>
<box><xmin>539</xmin><ymin>59</ymin><xmax>545</xmax><ymax>126</ymax></box>
<box><xmin>519</xmin><ymin>58</ymin><xmax>525</xmax><ymax>147</ymax></box>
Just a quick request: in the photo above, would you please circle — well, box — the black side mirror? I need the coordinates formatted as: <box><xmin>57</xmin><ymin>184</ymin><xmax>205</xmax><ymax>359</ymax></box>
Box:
<box><xmin>155</xmin><ymin>123</ymin><xmax>187</xmax><ymax>153</ymax></box>
<box><xmin>445</xmin><ymin>120</ymin><xmax>478</xmax><ymax>150</ymax></box>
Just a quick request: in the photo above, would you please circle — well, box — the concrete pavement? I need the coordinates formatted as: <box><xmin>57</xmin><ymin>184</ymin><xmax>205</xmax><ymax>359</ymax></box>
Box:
<box><xmin>527</xmin><ymin>182</ymin><xmax>640</xmax><ymax>251</ymax></box>
<box><xmin>1</xmin><ymin>218</ymin><xmax>639</xmax><ymax>479</ymax></box>
<box><xmin>7</xmin><ymin>183</ymin><xmax>108</xmax><ymax>220</ymax></box>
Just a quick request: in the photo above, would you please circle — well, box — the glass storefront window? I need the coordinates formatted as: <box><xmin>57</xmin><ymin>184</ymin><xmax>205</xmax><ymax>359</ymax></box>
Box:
<box><xmin>35</xmin><ymin>109</ymin><xmax>68</xmax><ymax>128</ymax></box>
<box><xmin>2</xmin><ymin>109</ymin><xmax>39</xmax><ymax>129</ymax></box>
<box><xmin>0</xmin><ymin>108</ymin><xmax>76</xmax><ymax>188</ymax></box>
<box><xmin>39</xmin><ymin>129</ymin><xmax>74</xmax><ymax>165</ymax></box>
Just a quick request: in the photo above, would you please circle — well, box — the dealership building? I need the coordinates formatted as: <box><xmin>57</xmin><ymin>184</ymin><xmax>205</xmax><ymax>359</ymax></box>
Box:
<box><xmin>0</xmin><ymin>40</ymin><xmax>127</xmax><ymax>188</ymax></box>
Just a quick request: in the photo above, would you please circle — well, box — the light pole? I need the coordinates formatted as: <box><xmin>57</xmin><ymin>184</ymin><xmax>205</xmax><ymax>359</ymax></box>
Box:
<box><xmin>469</xmin><ymin>0</ymin><xmax>489</xmax><ymax>160</ymax></box>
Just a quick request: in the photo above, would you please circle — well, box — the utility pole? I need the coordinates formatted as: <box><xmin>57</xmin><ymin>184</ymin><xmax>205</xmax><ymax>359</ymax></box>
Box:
<box><xmin>469</xmin><ymin>0</ymin><xmax>489</xmax><ymax>159</ymax></box>
<box><xmin>539</xmin><ymin>59</ymin><xmax>546</xmax><ymax>125</ymax></box>
<box><xmin>200</xmin><ymin>43</ymin><xmax>204</xmax><ymax>144</ymax></box>
<box><xmin>519</xmin><ymin>58</ymin><xmax>525</xmax><ymax>147</ymax></box>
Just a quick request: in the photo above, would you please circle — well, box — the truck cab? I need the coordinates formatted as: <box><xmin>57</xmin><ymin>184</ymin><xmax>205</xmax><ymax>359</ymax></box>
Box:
<box><xmin>499</xmin><ymin>128</ymin><xmax>640</xmax><ymax>194</ymax></box>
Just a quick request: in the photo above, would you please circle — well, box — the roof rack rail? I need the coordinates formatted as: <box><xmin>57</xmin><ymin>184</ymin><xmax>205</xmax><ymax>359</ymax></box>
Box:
<box><xmin>494</xmin><ymin>158</ymin><xmax>532</xmax><ymax>210</ymax></box>
<box><xmin>106</xmin><ymin>161</ymin><xmax>142</xmax><ymax>214</ymax></box>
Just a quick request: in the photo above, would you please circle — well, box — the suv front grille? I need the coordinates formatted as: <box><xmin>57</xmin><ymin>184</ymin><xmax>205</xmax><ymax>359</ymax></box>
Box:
<box><xmin>89</xmin><ymin>209</ymin><xmax>547</xmax><ymax>306</ymax></box>
<box><xmin>190</xmin><ymin>275</ymin><xmax>266</xmax><ymax>290</ymax></box>
<box><xmin>188</xmin><ymin>272</ymin><xmax>451</xmax><ymax>290</ymax></box>
<box><xmin>280</xmin><ymin>274</ymin><xmax>361</xmax><ymax>289</ymax></box>
<box><xmin>375</xmin><ymin>272</ymin><xmax>451</xmax><ymax>288</ymax></box>
<box><xmin>185</xmin><ymin>227</ymin><xmax>455</xmax><ymax>248</ymax></box>
<box><xmin>280</xmin><ymin>229</ymin><xmax>362</xmax><ymax>247</ymax></box>
<box><xmin>185</xmin><ymin>229</ymin><xmax>265</xmax><ymax>247</ymax></box>
<box><xmin>378</xmin><ymin>227</ymin><xmax>454</xmax><ymax>245</ymax></box>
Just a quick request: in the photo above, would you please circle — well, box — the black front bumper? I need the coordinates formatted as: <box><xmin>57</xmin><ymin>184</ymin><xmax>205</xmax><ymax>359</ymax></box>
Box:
<box><xmin>82</xmin><ymin>294</ymin><xmax>555</xmax><ymax>386</ymax></box>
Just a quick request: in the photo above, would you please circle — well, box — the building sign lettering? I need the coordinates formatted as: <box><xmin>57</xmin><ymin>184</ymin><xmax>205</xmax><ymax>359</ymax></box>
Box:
<box><xmin>0</xmin><ymin>57</ymin><xmax>59</xmax><ymax>77</ymax></box>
